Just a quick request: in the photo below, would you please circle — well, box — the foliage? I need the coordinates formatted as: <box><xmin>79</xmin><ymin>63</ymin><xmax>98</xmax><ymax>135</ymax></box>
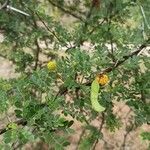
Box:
<box><xmin>141</xmin><ymin>131</ymin><xmax>150</xmax><ymax>141</ymax></box>
<box><xmin>0</xmin><ymin>0</ymin><xmax>149</xmax><ymax>149</ymax></box>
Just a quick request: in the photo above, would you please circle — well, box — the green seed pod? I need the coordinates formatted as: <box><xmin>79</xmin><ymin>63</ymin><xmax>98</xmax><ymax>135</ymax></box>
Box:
<box><xmin>90</xmin><ymin>79</ymin><xmax>105</xmax><ymax>112</ymax></box>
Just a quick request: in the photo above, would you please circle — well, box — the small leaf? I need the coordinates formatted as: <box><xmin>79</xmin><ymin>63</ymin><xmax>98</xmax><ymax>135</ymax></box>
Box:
<box><xmin>141</xmin><ymin>132</ymin><xmax>150</xmax><ymax>141</ymax></box>
<box><xmin>7</xmin><ymin>123</ymin><xmax>18</xmax><ymax>130</ymax></box>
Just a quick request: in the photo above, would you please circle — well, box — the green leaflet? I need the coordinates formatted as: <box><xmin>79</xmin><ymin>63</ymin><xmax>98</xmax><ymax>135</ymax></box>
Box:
<box><xmin>90</xmin><ymin>79</ymin><xmax>105</xmax><ymax>112</ymax></box>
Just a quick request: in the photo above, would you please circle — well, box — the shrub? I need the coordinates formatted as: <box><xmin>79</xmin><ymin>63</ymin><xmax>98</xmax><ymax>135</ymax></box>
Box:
<box><xmin>0</xmin><ymin>0</ymin><xmax>149</xmax><ymax>149</ymax></box>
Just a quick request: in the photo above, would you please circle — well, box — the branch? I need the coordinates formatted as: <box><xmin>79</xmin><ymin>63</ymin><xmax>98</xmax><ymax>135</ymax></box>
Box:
<box><xmin>27</xmin><ymin>7</ymin><xmax>70</xmax><ymax>48</ymax></box>
<box><xmin>57</xmin><ymin>39</ymin><xmax>150</xmax><ymax>96</ymax></box>
<box><xmin>76</xmin><ymin>1</ymin><xmax>96</xmax><ymax>46</ymax></box>
<box><xmin>30</xmin><ymin>10</ymin><xmax>41</xmax><ymax>70</ymax></box>
<box><xmin>100</xmin><ymin>38</ymin><xmax>150</xmax><ymax>75</ymax></box>
<box><xmin>47</xmin><ymin>0</ymin><xmax>85</xmax><ymax>22</ymax></box>
<box><xmin>107</xmin><ymin>17</ymin><xmax>116</xmax><ymax>62</ymax></box>
<box><xmin>0</xmin><ymin>0</ymin><xmax>9</xmax><ymax>10</ymax></box>
<box><xmin>81</xmin><ymin>38</ymin><xmax>149</xmax><ymax>86</ymax></box>
<box><xmin>34</xmin><ymin>11</ymin><xmax>68</xmax><ymax>47</ymax></box>
<box><xmin>88</xmin><ymin>18</ymin><xmax>106</xmax><ymax>35</ymax></box>
<box><xmin>121</xmin><ymin>123</ymin><xmax>134</xmax><ymax>150</ymax></box>
<box><xmin>34</xmin><ymin>39</ymin><xmax>40</xmax><ymax>70</ymax></box>
<box><xmin>91</xmin><ymin>113</ymin><xmax>105</xmax><ymax>150</ymax></box>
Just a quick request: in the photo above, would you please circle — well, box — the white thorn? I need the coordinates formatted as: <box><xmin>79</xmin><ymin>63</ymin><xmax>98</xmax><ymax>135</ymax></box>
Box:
<box><xmin>7</xmin><ymin>5</ymin><xmax>30</xmax><ymax>16</ymax></box>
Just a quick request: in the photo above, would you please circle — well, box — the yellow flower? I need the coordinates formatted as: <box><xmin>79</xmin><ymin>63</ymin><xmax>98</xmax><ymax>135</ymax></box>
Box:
<box><xmin>47</xmin><ymin>60</ymin><xmax>57</xmax><ymax>71</ymax></box>
<box><xmin>96</xmin><ymin>74</ymin><xmax>109</xmax><ymax>86</ymax></box>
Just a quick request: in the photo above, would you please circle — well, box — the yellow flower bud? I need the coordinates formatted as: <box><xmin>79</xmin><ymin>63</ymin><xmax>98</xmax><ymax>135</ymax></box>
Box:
<box><xmin>47</xmin><ymin>60</ymin><xmax>57</xmax><ymax>71</ymax></box>
<box><xmin>96</xmin><ymin>74</ymin><xmax>109</xmax><ymax>86</ymax></box>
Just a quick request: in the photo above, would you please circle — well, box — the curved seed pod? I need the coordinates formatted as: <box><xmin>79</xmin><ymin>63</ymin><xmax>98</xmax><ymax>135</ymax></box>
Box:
<box><xmin>90</xmin><ymin>79</ymin><xmax>105</xmax><ymax>112</ymax></box>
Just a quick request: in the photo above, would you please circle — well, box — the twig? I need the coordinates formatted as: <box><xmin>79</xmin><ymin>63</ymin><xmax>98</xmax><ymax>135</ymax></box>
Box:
<box><xmin>34</xmin><ymin>39</ymin><xmax>40</xmax><ymax>70</ymax></box>
<box><xmin>100</xmin><ymin>38</ymin><xmax>150</xmax><ymax>75</ymax></box>
<box><xmin>31</xmin><ymin>11</ymin><xmax>70</xmax><ymax>49</ymax></box>
<box><xmin>76</xmin><ymin>1</ymin><xmax>96</xmax><ymax>46</ymax></box>
<box><xmin>75</xmin><ymin>115</ymin><xmax>93</xmax><ymax>150</ymax></box>
<box><xmin>30</xmin><ymin>11</ymin><xmax>41</xmax><ymax>70</ymax></box>
<box><xmin>91</xmin><ymin>113</ymin><xmax>105</xmax><ymax>150</ymax></box>
<box><xmin>88</xmin><ymin>18</ymin><xmax>106</xmax><ymax>35</ymax></box>
<box><xmin>120</xmin><ymin>123</ymin><xmax>134</xmax><ymax>150</ymax></box>
<box><xmin>25</xmin><ymin>6</ymin><xmax>69</xmax><ymax>47</ymax></box>
<box><xmin>107</xmin><ymin>17</ymin><xmax>116</xmax><ymax>62</ymax></box>
<box><xmin>35</xmin><ymin>12</ymin><xmax>66</xmax><ymax>45</ymax></box>
<box><xmin>53</xmin><ymin>86</ymin><xmax>68</xmax><ymax>101</ymax></box>
<box><xmin>0</xmin><ymin>0</ymin><xmax>9</xmax><ymax>10</ymax></box>
<box><xmin>47</xmin><ymin>0</ymin><xmax>85</xmax><ymax>22</ymax></box>
<box><xmin>75</xmin><ymin>129</ymin><xmax>86</xmax><ymax>150</ymax></box>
